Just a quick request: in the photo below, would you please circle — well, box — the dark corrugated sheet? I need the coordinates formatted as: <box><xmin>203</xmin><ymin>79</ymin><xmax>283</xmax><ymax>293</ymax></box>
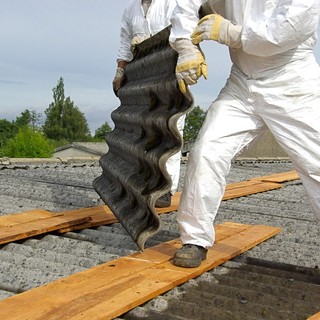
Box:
<box><xmin>93</xmin><ymin>27</ymin><xmax>193</xmax><ymax>250</ymax></box>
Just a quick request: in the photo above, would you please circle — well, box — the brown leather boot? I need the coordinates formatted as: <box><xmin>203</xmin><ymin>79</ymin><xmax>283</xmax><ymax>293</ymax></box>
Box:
<box><xmin>173</xmin><ymin>244</ymin><xmax>208</xmax><ymax>268</ymax></box>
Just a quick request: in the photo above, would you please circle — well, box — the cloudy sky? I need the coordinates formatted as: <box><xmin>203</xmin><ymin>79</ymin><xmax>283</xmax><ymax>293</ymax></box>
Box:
<box><xmin>1</xmin><ymin>0</ymin><xmax>320</xmax><ymax>135</ymax></box>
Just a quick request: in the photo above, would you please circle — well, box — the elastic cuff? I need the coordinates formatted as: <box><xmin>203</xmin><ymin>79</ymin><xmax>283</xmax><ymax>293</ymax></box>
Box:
<box><xmin>218</xmin><ymin>20</ymin><xmax>242</xmax><ymax>48</ymax></box>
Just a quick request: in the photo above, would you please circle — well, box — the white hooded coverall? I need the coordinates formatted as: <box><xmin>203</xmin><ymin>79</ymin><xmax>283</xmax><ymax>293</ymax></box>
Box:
<box><xmin>169</xmin><ymin>0</ymin><xmax>320</xmax><ymax>248</ymax></box>
<box><xmin>117</xmin><ymin>0</ymin><xmax>185</xmax><ymax>194</ymax></box>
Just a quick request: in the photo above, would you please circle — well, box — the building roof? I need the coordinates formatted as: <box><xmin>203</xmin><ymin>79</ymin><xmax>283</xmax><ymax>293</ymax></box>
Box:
<box><xmin>0</xmin><ymin>158</ymin><xmax>319</xmax><ymax>319</ymax></box>
<box><xmin>53</xmin><ymin>142</ymin><xmax>109</xmax><ymax>157</ymax></box>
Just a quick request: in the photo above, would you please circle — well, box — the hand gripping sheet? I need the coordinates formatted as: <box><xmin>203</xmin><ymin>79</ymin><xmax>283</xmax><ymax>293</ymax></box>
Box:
<box><xmin>93</xmin><ymin>27</ymin><xmax>193</xmax><ymax>251</ymax></box>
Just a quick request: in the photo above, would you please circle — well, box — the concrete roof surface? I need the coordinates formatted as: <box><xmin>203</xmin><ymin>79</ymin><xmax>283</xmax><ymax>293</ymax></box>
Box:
<box><xmin>0</xmin><ymin>158</ymin><xmax>319</xmax><ymax>319</ymax></box>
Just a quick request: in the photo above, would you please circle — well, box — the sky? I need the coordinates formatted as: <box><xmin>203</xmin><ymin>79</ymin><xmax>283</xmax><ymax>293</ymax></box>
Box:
<box><xmin>1</xmin><ymin>0</ymin><xmax>320</xmax><ymax>135</ymax></box>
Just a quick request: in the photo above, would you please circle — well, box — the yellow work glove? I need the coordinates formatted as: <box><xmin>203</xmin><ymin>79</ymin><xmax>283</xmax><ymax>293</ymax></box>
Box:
<box><xmin>191</xmin><ymin>14</ymin><xmax>242</xmax><ymax>49</ymax></box>
<box><xmin>112</xmin><ymin>67</ymin><xmax>125</xmax><ymax>96</ymax></box>
<box><xmin>131</xmin><ymin>35</ymin><xmax>150</xmax><ymax>53</ymax></box>
<box><xmin>170</xmin><ymin>39</ymin><xmax>208</xmax><ymax>94</ymax></box>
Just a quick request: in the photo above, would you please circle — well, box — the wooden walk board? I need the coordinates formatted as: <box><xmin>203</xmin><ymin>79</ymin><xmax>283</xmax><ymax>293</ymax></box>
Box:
<box><xmin>223</xmin><ymin>181</ymin><xmax>282</xmax><ymax>200</ymax></box>
<box><xmin>55</xmin><ymin>194</ymin><xmax>181</xmax><ymax>233</ymax></box>
<box><xmin>0</xmin><ymin>197</ymin><xmax>180</xmax><ymax>244</ymax></box>
<box><xmin>0</xmin><ymin>222</ymin><xmax>281</xmax><ymax>320</ymax></box>
<box><xmin>0</xmin><ymin>209</ymin><xmax>63</xmax><ymax>227</ymax></box>
<box><xmin>0</xmin><ymin>172</ymin><xmax>286</xmax><ymax>245</ymax></box>
<box><xmin>59</xmin><ymin>193</ymin><xmax>181</xmax><ymax>230</ymax></box>
<box><xmin>225</xmin><ymin>180</ymin><xmax>261</xmax><ymax>190</ymax></box>
<box><xmin>0</xmin><ymin>213</ymin><xmax>92</xmax><ymax>245</ymax></box>
<box><xmin>250</xmin><ymin>170</ymin><xmax>299</xmax><ymax>183</ymax></box>
<box><xmin>57</xmin><ymin>206</ymin><xmax>118</xmax><ymax>233</ymax></box>
<box><xmin>308</xmin><ymin>312</ymin><xmax>320</xmax><ymax>320</ymax></box>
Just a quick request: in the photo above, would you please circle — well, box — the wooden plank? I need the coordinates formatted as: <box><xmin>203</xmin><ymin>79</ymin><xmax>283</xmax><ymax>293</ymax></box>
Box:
<box><xmin>221</xmin><ymin>221</ymin><xmax>252</xmax><ymax>227</ymax></box>
<box><xmin>0</xmin><ymin>223</ymin><xmax>281</xmax><ymax>320</ymax></box>
<box><xmin>0</xmin><ymin>209</ymin><xmax>62</xmax><ymax>227</ymax></box>
<box><xmin>58</xmin><ymin>193</ymin><xmax>181</xmax><ymax>233</ymax></box>
<box><xmin>308</xmin><ymin>312</ymin><xmax>320</xmax><ymax>320</ymax></box>
<box><xmin>57</xmin><ymin>211</ymin><xmax>117</xmax><ymax>233</ymax></box>
<box><xmin>0</xmin><ymin>195</ymin><xmax>179</xmax><ymax>242</ymax></box>
<box><xmin>0</xmin><ymin>214</ymin><xmax>92</xmax><ymax>245</ymax></box>
<box><xmin>214</xmin><ymin>222</ymin><xmax>252</xmax><ymax>241</ymax></box>
<box><xmin>225</xmin><ymin>180</ymin><xmax>264</xmax><ymax>190</ymax></box>
<box><xmin>99</xmin><ymin>225</ymin><xmax>281</xmax><ymax>320</ymax></box>
<box><xmin>69</xmin><ymin>224</ymin><xmax>281</xmax><ymax>320</ymax></box>
<box><xmin>0</xmin><ymin>171</ymin><xmax>285</xmax><ymax>244</ymax></box>
<box><xmin>57</xmin><ymin>206</ymin><xmax>118</xmax><ymax>233</ymax></box>
<box><xmin>250</xmin><ymin>170</ymin><xmax>299</xmax><ymax>183</ymax></box>
<box><xmin>223</xmin><ymin>182</ymin><xmax>282</xmax><ymax>200</ymax></box>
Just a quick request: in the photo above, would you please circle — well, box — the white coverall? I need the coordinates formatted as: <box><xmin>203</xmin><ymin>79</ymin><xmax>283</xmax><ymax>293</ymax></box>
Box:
<box><xmin>170</xmin><ymin>0</ymin><xmax>320</xmax><ymax>248</ymax></box>
<box><xmin>117</xmin><ymin>0</ymin><xmax>186</xmax><ymax>194</ymax></box>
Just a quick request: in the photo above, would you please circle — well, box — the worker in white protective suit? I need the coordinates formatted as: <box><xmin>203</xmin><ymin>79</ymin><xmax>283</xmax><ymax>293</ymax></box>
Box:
<box><xmin>169</xmin><ymin>0</ymin><xmax>320</xmax><ymax>268</ymax></box>
<box><xmin>113</xmin><ymin>0</ymin><xmax>186</xmax><ymax>208</ymax></box>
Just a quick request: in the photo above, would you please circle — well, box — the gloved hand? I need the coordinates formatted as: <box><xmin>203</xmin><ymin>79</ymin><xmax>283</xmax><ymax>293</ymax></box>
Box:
<box><xmin>170</xmin><ymin>39</ymin><xmax>208</xmax><ymax>94</ymax></box>
<box><xmin>112</xmin><ymin>67</ymin><xmax>125</xmax><ymax>96</ymax></box>
<box><xmin>191</xmin><ymin>14</ymin><xmax>242</xmax><ymax>49</ymax></box>
<box><xmin>131</xmin><ymin>35</ymin><xmax>150</xmax><ymax>53</ymax></box>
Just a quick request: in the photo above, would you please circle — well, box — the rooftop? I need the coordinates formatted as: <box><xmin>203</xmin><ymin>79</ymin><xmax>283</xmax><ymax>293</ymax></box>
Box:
<box><xmin>0</xmin><ymin>157</ymin><xmax>319</xmax><ymax>319</ymax></box>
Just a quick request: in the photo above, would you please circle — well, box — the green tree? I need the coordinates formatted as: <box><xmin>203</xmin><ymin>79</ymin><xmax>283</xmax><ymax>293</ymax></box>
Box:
<box><xmin>93</xmin><ymin>121</ymin><xmax>112</xmax><ymax>141</ymax></box>
<box><xmin>3</xmin><ymin>126</ymin><xmax>54</xmax><ymax>158</ymax></box>
<box><xmin>0</xmin><ymin>110</ymin><xmax>43</xmax><ymax>156</ymax></box>
<box><xmin>15</xmin><ymin>110</ymin><xmax>31</xmax><ymax>128</ymax></box>
<box><xmin>43</xmin><ymin>77</ymin><xmax>91</xmax><ymax>142</ymax></box>
<box><xmin>15</xmin><ymin>109</ymin><xmax>43</xmax><ymax>131</ymax></box>
<box><xmin>0</xmin><ymin>119</ymin><xmax>18</xmax><ymax>149</ymax></box>
<box><xmin>183</xmin><ymin>105</ymin><xmax>207</xmax><ymax>142</ymax></box>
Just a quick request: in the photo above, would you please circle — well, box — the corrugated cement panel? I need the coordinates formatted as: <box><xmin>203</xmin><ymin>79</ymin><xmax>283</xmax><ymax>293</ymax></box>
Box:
<box><xmin>93</xmin><ymin>27</ymin><xmax>193</xmax><ymax>251</ymax></box>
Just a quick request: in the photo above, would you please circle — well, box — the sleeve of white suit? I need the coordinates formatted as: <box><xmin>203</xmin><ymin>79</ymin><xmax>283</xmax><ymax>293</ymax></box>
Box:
<box><xmin>166</xmin><ymin>0</ymin><xmax>178</xmax><ymax>23</ymax></box>
<box><xmin>117</xmin><ymin>8</ymin><xmax>134</xmax><ymax>62</ymax></box>
<box><xmin>169</xmin><ymin>0</ymin><xmax>203</xmax><ymax>42</ymax></box>
<box><xmin>242</xmin><ymin>1</ymin><xmax>320</xmax><ymax>57</ymax></box>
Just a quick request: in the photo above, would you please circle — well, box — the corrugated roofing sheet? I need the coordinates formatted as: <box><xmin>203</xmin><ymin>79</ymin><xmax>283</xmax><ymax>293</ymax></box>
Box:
<box><xmin>93</xmin><ymin>27</ymin><xmax>193</xmax><ymax>251</ymax></box>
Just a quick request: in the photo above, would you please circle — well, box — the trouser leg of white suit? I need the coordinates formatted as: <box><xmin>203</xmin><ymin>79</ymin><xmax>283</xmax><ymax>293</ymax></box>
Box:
<box><xmin>178</xmin><ymin>59</ymin><xmax>320</xmax><ymax>249</ymax></box>
<box><xmin>177</xmin><ymin>71</ymin><xmax>267</xmax><ymax>248</ymax></box>
<box><xmin>166</xmin><ymin>114</ymin><xmax>186</xmax><ymax>194</ymax></box>
<box><xmin>253</xmin><ymin>57</ymin><xmax>320</xmax><ymax>222</ymax></box>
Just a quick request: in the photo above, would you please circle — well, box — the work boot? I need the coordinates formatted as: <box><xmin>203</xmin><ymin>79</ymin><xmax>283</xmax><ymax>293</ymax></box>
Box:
<box><xmin>155</xmin><ymin>192</ymin><xmax>171</xmax><ymax>208</ymax></box>
<box><xmin>173</xmin><ymin>244</ymin><xmax>208</xmax><ymax>268</ymax></box>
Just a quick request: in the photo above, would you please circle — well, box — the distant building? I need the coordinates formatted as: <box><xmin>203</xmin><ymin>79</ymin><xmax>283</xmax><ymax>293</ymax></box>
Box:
<box><xmin>53</xmin><ymin>142</ymin><xmax>108</xmax><ymax>159</ymax></box>
<box><xmin>54</xmin><ymin>130</ymin><xmax>287</xmax><ymax>160</ymax></box>
<box><xmin>237</xmin><ymin>130</ymin><xmax>288</xmax><ymax>159</ymax></box>
<box><xmin>183</xmin><ymin>130</ymin><xmax>288</xmax><ymax>159</ymax></box>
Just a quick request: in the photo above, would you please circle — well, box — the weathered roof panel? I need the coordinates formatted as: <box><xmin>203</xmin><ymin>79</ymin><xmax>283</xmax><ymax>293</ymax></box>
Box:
<box><xmin>93</xmin><ymin>27</ymin><xmax>193</xmax><ymax>250</ymax></box>
<box><xmin>0</xmin><ymin>159</ymin><xmax>319</xmax><ymax>318</ymax></box>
